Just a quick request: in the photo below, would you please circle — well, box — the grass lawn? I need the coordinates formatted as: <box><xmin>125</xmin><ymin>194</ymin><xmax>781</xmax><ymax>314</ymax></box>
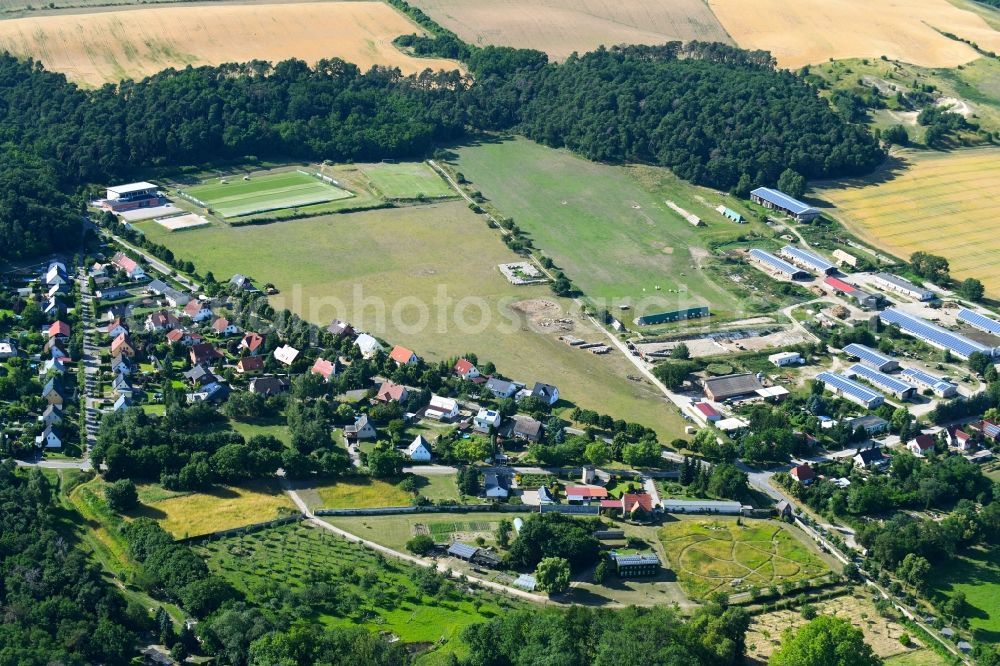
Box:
<box><xmin>135</xmin><ymin>197</ymin><xmax>688</xmax><ymax>439</ymax></box>
<box><xmin>325</xmin><ymin>511</ymin><xmax>532</xmax><ymax>552</ymax></box>
<box><xmin>659</xmin><ymin>518</ymin><xmax>830</xmax><ymax>601</ymax></box>
<box><xmin>195</xmin><ymin>522</ymin><xmax>513</xmax><ymax>660</ymax></box>
<box><xmin>930</xmin><ymin>544</ymin><xmax>1000</xmax><ymax>642</ymax></box>
<box><xmin>884</xmin><ymin>649</ymin><xmax>955</xmax><ymax>665</ymax></box>
<box><xmin>412</xmin><ymin>472</ymin><xmax>462</xmax><ymax>502</ymax></box>
<box><xmin>360</xmin><ymin>161</ymin><xmax>454</xmax><ymax>199</ymax></box>
<box><xmin>452</xmin><ymin>137</ymin><xmax>762</xmax><ymax>319</ymax></box>
<box><xmin>229</xmin><ymin>416</ymin><xmax>291</xmax><ymax>447</ymax></box>
<box><xmin>129</xmin><ymin>479</ymin><xmax>296</xmax><ymax>538</ymax></box>
<box><xmin>296</xmin><ymin>477</ymin><xmax>414</xmax><ymax>511</ymax></box>
<box><xmin>182</xmin><ymin>169</ymin><xmax>352</xmax><ymax>218</ymax></box>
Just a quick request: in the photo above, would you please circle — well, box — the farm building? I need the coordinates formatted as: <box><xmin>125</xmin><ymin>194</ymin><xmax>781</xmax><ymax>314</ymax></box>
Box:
<box><xmin>816</xmin><ymin>371</ymin><xmax>884</xmax><ymax>409</ymax></box>
<box><xmin>823</xmin><ymin>276</ymin><xmax>881</xmax><ymax>309</ymax></box>
<box><xmin>660</xmin><ymin>499</ymin><xmax>745</xmax><ymax>514</ymax></box>
<box><xmin>755</xmin><ymin>386</ymin><xmax>790</xmax><ymax>401</ymax></box>
<box><xmin>611</xmin><ymin>552</ymin><xmax>660</xmax><ymax>577</ymax></box>
<box><xmin>879</xmin><ymin>308</ymin><xmax>996</xmax><ymax>359</ymax></box>
<box><xmin>843</xmin><ymin>414</ymin><xmax>889</xmax><ymax>435</ymax></box>
<box><xmin>566</xmin><ymin>486</ymin><xmax>608</xmax><ymax>503</ymax></box>
<box><xmin>842</xmin><ymin>343</ymin><xmax>899</xmax><ymax>372</ymax></box>
<box><xmin>634</xmin><ymin>306</ymin><xmax>710</xmax><ymax>326</ymax></box>
<box><xmin>832</xmin><ymin>249</ymin><xmax>858</xmax><ymax>267</ymax></box>
<box><xmin>750</xmin><ymin>187</ymin><xmax>820</xmax><ymax>222</ymax></box>
<box><xmin>105</xmin><ymin>181</ymin><xmax>162</xmax><ymax>211</ymax></box>
<box><xmin>847</xmin><ymin>363</ymin><xmax>915</xmax><ymax>401</ymax></box>
<box><xmin>748</xmin><ymin>249</ymin><xmax>809</xmax><ymax>279</ymax></box>
<box><xmin>702</xmin><ymin>373</ymin><xmax>764</xmax><ymax>402</ymax></box>
<box><xmin>768</xmin><ymin>351</ymin><xmax>802</xmax><ymax>367</ymax></box>
<box><xmin>715</xmin><ymin>205</ymin><xmax>745</xmax><ymax>223</ymax></box>
<box><xmin>901</xmin><ymin>367</ymin><xmax>957</xmax><ymax>398</ymax></box>
<box><xmin>780</xmin><ymin>245</ymin><xmax>836</xmax><ymax>275</ymax></box>
<box><xmin>957</xmin><ymin>308</ymin><xmax>1000</xmax><ymax>336</ymax></box>
<box><xmin>870</xmin><ymin>273</ymin><xmax>934</xmax><ymax>301</ymax></box>
<box><xmin>694</xmin><ymin>401</ymin><xmax>721</xmax><ymax>422</ymax></box>
<box><xmin>446</xmin><ymin>543</ymin><xmax>478</xmax><ymax>561</ymax></box>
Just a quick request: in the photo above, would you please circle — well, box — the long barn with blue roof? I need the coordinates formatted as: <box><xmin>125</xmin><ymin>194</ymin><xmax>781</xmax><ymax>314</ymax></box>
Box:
<box><xmin>750</xmin><ymin>187</ymin><xmax>820</xmax><ymax>222</ymax></box>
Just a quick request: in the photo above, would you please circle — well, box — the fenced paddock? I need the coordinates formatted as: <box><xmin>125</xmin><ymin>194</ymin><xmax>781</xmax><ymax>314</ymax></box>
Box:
<box><xmin>181</xmin><ymin>170</ymin><xmax>354</xmax><ymax>218</ymax></box>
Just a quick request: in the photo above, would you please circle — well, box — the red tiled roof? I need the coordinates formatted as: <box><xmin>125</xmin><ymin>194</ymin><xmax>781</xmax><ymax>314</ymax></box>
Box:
<box><xmin>912</xmin><ymin>434</ymin><xmax>935</xmax><ymax>450</ymax></box>
<box><xmin>600</xmin><ymin>499</ymin><xmax>621</xmax><ymax>509</ymax></box>
<box><xmin>377</xmin><ymin>380</ymin><xmax>408</xmax><ymax>402</ymax></box>
<box><xmin>110</xmin><ymin>333</ymin><xmax>132</xmax><ymax>355</ymax></box>
<box><xmin>311</xmin><ymin>357</ymin><xmax>336</xmax><ymax>380</ymax></box>
<box><xmin>184</xmin><ymin>299</ymin><xmax>206</xmax><ymax>316</ymax></box>
<box><xmin>566</xmin><ymin>486</ymin><xmax>608</xmax><ymax>498</ymax></box>
<box><xmin>454</xmin><ymin>358</ymin><xmax>475</xmax><ymax>376</ymax></box>
<box><xmin>791</xmin><ymin>464</ymin><xmax>816</xmax><ymax>481</ymax></box>
<box><xmin>190</xmin><ymin>343</ymin><xmax>222</xmax><ymax>364</ymax></box>
<box><xmin>166</xmin><ymin>329</ymin><xmax>186</xmax><ymax>343</ymax></box>
<box><xmin>106</xmin><ymin>318</ymin><xmax>127</xmax><ymax>334</ymax></box>
<box><xmin>241</xmin><ymin>332</ymin><xmax>264</xmax><ymax>352</ymax></box>
<box><xmin>390</xmin><ymin>345</ymin><xmax>417</xmax><ymax>365</ymax></box>
<box><xmin>212</xmin><ymin>317</ymin><xmax>230</xmax><ymax>333</ymax></box>
<box><xmin>48</xmin><ymin>321</ymin><xmax>70</xmax><ymax>338</ymax></box>
<box><xmin>238</xmin><ymin>356</ymin><xmax>264</xmax><ymax>371</ymax></box>
<box><xmin>623</xmin><ymin>493</ymin><xmax>653</xmax><ymax>513</ymax></box>
<box><xmin>112</xmin><ymin>252</ymin><xmax>138</xmax><ymax>273</ymax></box>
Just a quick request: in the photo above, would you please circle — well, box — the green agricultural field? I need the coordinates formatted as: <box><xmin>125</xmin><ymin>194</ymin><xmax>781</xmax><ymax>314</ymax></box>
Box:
<box><xmin>196</xmin><ymin>523</ymin><xmax>513</xmax><ymax>660</ymax></box>
<box><xmin>360</xmin><ymin>161</ymin><xmax>455</xmax><ymax>199</ymax></box>
<box><xmin>134</xmin><ymin>199</ymin><xmax>688</xmax><ymax>438</ymax></box>
<box><xmin>931</xmin><ymin>544</ymin><xmax>1000</xmax><ymax>642</ymax></box>
<box><xmin>325</xmin><ymin>511</ymin><xmax>533</xmax><ymax>551</ymax></box>
<box><xmin>182</xmin><ymin>169</ymin><xmax>353</xmax><ymax>218</ymax></box>
<box><xmin>295</xmin><ymin>477</ymin><xmax>414</xmax><ymax>511</ymax></box>
<box><xmin>659</xmin><ymin>518</ymin><xmax>831</xmax><ymax>600</ymax></box>
<box><xmin>412</xmin><ymin>472</ymin><xmax>462</xmax><ymax>502</ymax></box>
<box><xmin>452</xmin><ymin>137</ymin><xmax>764</xmax><ymax>319</ymax></box>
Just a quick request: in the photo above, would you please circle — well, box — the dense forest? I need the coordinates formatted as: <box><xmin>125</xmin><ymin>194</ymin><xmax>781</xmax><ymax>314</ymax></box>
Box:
<box><xmin>0</xmin><ymin>22</ymin><xmax>883</xmax><ymax>262</ymax></box>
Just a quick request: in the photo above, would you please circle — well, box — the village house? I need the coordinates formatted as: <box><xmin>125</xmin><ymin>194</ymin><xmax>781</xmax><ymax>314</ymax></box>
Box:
<box><xmin>184</xmin><ymin>364</ymin><xmax>217</xmax><ymax>387</ymax></box>
<box><xmin>376</xmin><ymin>380</ymin><xmax>408</xmax><ymax>403</ymax></box>
<box><xmin>790</xmin><ymin>464</ymin><xmax>816</xmax><ymax>485</ymax></box>
<box><xmin>166</xmin><ymin>329</ymin><xmax>196</xmax><ymax>346</ymax></box>
<box><xmin>112</xmin><ymin>374</ymin><xmax>134</xmax><ymax>398</ymax></box>
<box><xmin>326</xmin><ymin>320</ymin><xmax>355</xmax><ymax>337</ymax></box>
<box><xmin>354</xmin><ymin>333</ymin><xmax>384</xmax><ymax>359</ymax></box>
<box><xmin>486</xmin><ymin>377</ymin><xmax>518</xmax><ymax>399</ymax></box>
<box><xmin>854</xmin><ymin>447</ymin><xmax>888</xmax><ymax>469</ymax></box>
<box><xmin>425</xmin><ymin>394</ymin><xmax>459</xmax><ymax>421</ymax></box>
<box><xmin>106</xmin><ymin>318</ymin><xmax>129</xmax><ymax>339</ymax></box>
<box><xmin>110</xmin><ymin>333</ymin><xmax>136</xmax><ymax>358</ymax></box>
<box><xmin>249</xmin><ymin>376</ymin><xmax>290</xmax><ymax>397</ymax></box>
<box><xmin>47</xmin><ymin>321</ymin><xmax>71</xmax><ymax>340</ymax></box>
<box><xmin>310</xmin><ymin>357</ymin><xmax>337</xmax><ymax>382</ymax></box>
<box><xmin>112</xmin><ymin>252</ymin><xmax>146</xmax><ymax>280</ymax></box>
<box><xmin>239</xmin><ymin>332</ymin><xmax>265</xmax><ymax>356</ymax></box>
<box><xmin>0</xmin><ymin>339</ymin><xmax>17</xmax><ymax>359</ymax></box>
<box><xmin>43</xmin><ymin>357</ymin><xmax>67</xmax><ymax>375</ymax></box>
<box><xmin>345</xmin><ymin>414</ymin><xmax>377</xmax><ymax>440</ymax></box>
<box><xmin>146</xmin><ymin>279</ymin><xmax>190</xmax><ymax>307</ymax></box>
<box><xmin>212</xmin><ymin>317</ymin><xmax>239</xmax><ymax>336</ymax></box>
<box><xmin>453</xmin><ymin>358</ymin><xmax>480</xmax><ymax>380</ymax></box>
<box><xmin>111</xmin><ymin>355</ymin><xmax>134</xmax><ymax>376</ymax></box>
<box><xmin>405</xmin><ymin>435</ymin><xmax>432</xmax><ymax>462</ymax></box>
<box><xmin>950</xmin><ymin>427</ymin><xmax>975</xmax><ymax>451</ymax></box>
<box><xmin>189</xmin><ymin>343</ymin><xmax>223</xmax><ymax>365</ymax></box>
<box><xmin>601</xmin><ymin>493</ymin><xmax>655</xmax><ymax>522</ymax></box>
<box><xmin>474</xmin><ymin>408</ymin><xmax>502</xmax><ymax>433</ymax></box>
<box><xmin>483</xmin><ymin>471</ymin><xmax>509</xmax><ymax>499</ymax></box>
<box><xmin>236</xmin><ymin>356</ymin><xmax>264</xmax><ymax>374</ymax></box>
<box><xmin>35</xmin><ymin>425</ymin><xmax>62</xmax><ymax>449</ymax></box>
<box><xmin>511</xmin><ymin>415</ymin><xmax>543</xmax><ymax>443</ymax></box>
<box><xmin>145</xmin><ymin>311</ymin><xmax>180</xmax><ymax>332</ymax></box>
<box><xmin>113</xmin><ymin>395</ymin><xmax>132</xmax><ymax>412</ymax></box>
<box><xmin>273</xmin><ymin>344</ymin><xmax>300</xmax><ymax>366</ymax></box>
<box><xmin>42</xmin><ymin>378</ymin><xmax>65</xmax><ymax>406</ymax></box>
<box><xmin>907</xmin><ymin>434</ymin><xmax>936</xmax><ymax>457</ymax></box>
<box><xmin>39</xmin><ymin>404</ymin><xmax>62</xmax><ymax>427</ymax></box>
<box><xmin>183</xmin><ymin>299</ymin><xmax>213</xmax><ymax>322</ymax></box>
<box><xmin>566</xmin><ymin>486</ymin><xmax>608</xmax><ymax>504</ymax></box>
<box><xmin>229</xmin><ymin>274</ymin><xmax>258</xmax><ymax>292</ymax></box>
<box><xmin>530</xmin><ymin>382</ymin><xmax>560</xmax><ymax>406</ymax></box>
<box><xmin>389</xmin><ymin>345</ymin><xmax>418</xmax><ymax>366</ymax></box>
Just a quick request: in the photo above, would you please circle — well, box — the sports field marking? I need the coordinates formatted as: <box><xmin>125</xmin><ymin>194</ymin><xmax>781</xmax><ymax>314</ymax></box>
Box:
<box><xmin>816</xmin><ymin>147</ymin><xmax>1000</xmax><ymax>296</ymax></box>
<box><xmin>360</xmin><ymin>162</ymin><xmax>454</xmax><ymax>199</ymax></box>
<box><xmin>0</xmin><ymin>2</ymin><xmax>463</xmax><ymax>87</ymax></box>
<box><xmin>183</xmin><ymin>171</ymin><xmax>353</xmax><ymax>218</ymax></box>
<box><xmin>709</xmin><ymin>0</ymin><xmax>1000</xmax><ymax>68</ymax></box>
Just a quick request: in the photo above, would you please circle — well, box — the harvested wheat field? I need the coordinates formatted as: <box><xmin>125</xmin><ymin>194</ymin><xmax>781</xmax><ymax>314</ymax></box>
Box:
<box><xmin>0</xmin><ymin>1</ymin><xmax>461</xmax><ymax>86</ymax></box>
<box><xmin>709</xmin><ymin>0</ymin><xmax>1000</xmax><ymax>68</ymax></box>
<box><xmin>817</xmin><ymin>147</ymin><xmax>1000</xmax><ymax>294</ymax></box>
<box><xmin>408</xmin><ymin>0</ymin><xmax>732</xmax><ymax>60</ymax></box>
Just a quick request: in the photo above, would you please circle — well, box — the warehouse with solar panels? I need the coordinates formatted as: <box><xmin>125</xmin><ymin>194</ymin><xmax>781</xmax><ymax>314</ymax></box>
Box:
<box><xmin>750</xmin><ymin>187</ymin><xmax>820</xmax><ymax>222</ymax></box>
<box><xmin>611</xmin><ymin>552</ymin><xmax>660</xmax><ymax>577</ymax></box>
<box><xmin>781</xmin><ymin>245</ymin><xmax>837</xmax><ymax>275</ymax></box>
<box><xmin>847</xmin><ymin>363</ymin><xmax>915</xmax><ymax>400</ymax></box>
<box><xmin>901</xmin><ymin>367</ymin><xmax>958</xmax><ymax>398</ymax></box>
<box><xmin>816</xmin><ymin>371</ymin><xmax>885</xmax><ymax>409</ymax></box>
<box><xmin>879</xmin><ymin>308</ymin><xmax>997</xmax><ymax>359</ymax></box>
<box><xmin>957</xmin><ymin>308</ymin><xmax>1000</xmax><ymax>336</ymax></box>
<box><xmin>748</xmin><ymin>249</ymin><xmax>809</xmax><ymax>279</ymax></box>
<box><xmin>843</xmin><ymin>343</ymin><xmax>899</xmax><ymax>372</ymax></box>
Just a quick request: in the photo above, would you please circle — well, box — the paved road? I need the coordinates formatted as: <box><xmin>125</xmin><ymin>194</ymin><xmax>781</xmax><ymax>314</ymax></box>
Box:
<box><xmin>78</xmin><ymin>266</ymin><xmax>102</xmax><ymax>457</ymax></box>
<box><xmin>101</xmin><ymin>226</ymin><xmax>200</xmax><ymax>293</ymax></box>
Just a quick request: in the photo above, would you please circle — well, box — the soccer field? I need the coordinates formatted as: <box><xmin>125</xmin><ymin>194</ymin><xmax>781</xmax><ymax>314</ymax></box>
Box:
<box><xmin>360</xmin><ymin>162</ymin><xmax>455</xmax><ymax>200</ymax></box>
<box><xmin>183</xmin><ymin>171</ymin><xmax>354</xmax><ymax>218</ymax></box>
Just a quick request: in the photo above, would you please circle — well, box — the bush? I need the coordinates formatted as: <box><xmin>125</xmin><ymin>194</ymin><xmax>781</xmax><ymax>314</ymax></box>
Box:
<box><xmin>405</xmin><ymin>534</ymin><xmax>435</xmax><ymax>555</ymax></box>
<box><xmin>104</xmin><ymin>478</ymin><xmax>138</xmax><ymax>512</ymax></box>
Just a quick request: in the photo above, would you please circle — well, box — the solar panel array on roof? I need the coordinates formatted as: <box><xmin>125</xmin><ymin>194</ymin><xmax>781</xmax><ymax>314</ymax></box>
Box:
<box><xmin>816</xmin><ymin>371</ymin><xmax>884</xmax><ymax>408</ymax></box>
<box><xmin>447</xmin><ymin>543</ymin><xmax>478</xmax><ymax>559</ymax></box>
<box><xmin>749</xmin><ymin>249</ymin><xmax>807</xmax><ymax>278</ymax></box>
<box><xmin>983</xmin><ymin>422</ymin><xmax>1000</xmax><ymax>439</ymax></box>
<box><xmin>901</xmin><ymin>367</ymin><xmax>956</xmax><ymax>396</ymax></box>
<box><xmin>613</xmin><ymin>553</ymin><xmax>660</xmax><ymax>566</ymax></box>
<box><xmin>848</xmin><ymin>364</ymin><xmax>914</xmax><ymax>398</ymax></box>
<box><xmin>781</xmin><ymin>245</ymin><xmax>835</xmax><ymax>274</ymax></box>
<box><xmin>879</xmin><ymin>308</ymin><xmax>994</xmax><ymax>359</ymax></box>
<box><xmin>958</xmin><ymin>308</ymin><xmax>1000</xmax><ymax>336</ymax></box>
<box><xmin>843</xmin><ymin>343</ymin><xmax>898</xmax><ymax>371</ymax></box>
<box><xmin>750</xmin><ymin>187</ymin><xmax>815</xmax><ymax>215</ymax></box>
